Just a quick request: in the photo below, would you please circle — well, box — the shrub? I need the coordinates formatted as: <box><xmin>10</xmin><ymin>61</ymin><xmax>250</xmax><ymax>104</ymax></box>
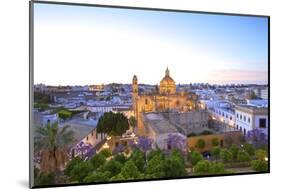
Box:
<box><xmin>196</xmin><ymin>138</ymin><xmax>206</xmax><ymax>149</ymax></box>
<box><xmin>210</xmin><ymin>163</ymin><xmax>225</xmax><ymax>174</ymax></box>
<box><xmin>237</xmin><ymin>150</ymin><xmax>251</xmax><ymax>162</ymax></box>
<box><xmin>229</xmin><ymin>144</ymin><xmax>239</xmax><ymax>160</ymax></box>
<box><xmin>255</xmin><ymin>149</ymin><xmax>268</xmax><ymax>161</ymax></box>
<box><xmin>211</xmin><ymin>147</ymin><xmax>221</xmax><ymax>161</ymax></box>
<box><xmin>194</xmin><ymin>160</ymin><xmax>211</xmax><ymax>174</ymax></box>
<box><xmin>212</xmin><ymin>138</ymin><xmax>220</xmax><ymax>147</ymax></box>
<box><xmin>251</xmin><ymin>160</ymin><xmax>268</xmax><ymax>172</ymax></box>
<box><xmin>220</xmin><ymin>149</ymin><xmax>232</xmax><ymax>163</ymax></box>
<box><xmin>243</xmin><ymin>143</ymin><xmax>255</xmax><ymax>156</ymax></box>
<box><xmin>189</xmin><ymin>151</ymin><xmax>203</xmax><ymax>166</ymax></box>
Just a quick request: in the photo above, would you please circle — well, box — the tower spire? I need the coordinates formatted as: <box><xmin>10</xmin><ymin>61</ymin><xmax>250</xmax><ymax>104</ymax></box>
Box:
<box><xmin>165</xmin><ymin>67</ymin><xmax>170</xmax><ymax>77</ymax></box>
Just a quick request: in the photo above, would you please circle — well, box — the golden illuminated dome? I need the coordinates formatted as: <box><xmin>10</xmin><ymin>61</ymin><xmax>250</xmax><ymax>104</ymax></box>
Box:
<box><xmin>159</xmin><ymin>67</ymin><xmax>176</xmax><ymax>94</ymax></box>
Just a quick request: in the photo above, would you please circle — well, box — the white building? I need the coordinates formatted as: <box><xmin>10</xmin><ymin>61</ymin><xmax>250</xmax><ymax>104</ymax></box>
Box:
<box><xmin>235</xmin><ymin>105</ymin><xmax>268</xmax><ymax>136</ymax></box>
<box><xmin>261</xmin><ymin>88</ymin><xmax>268</xmax><ymax>100</ymax></box>
<box><xmin>34</xmin><ymin>110</ymin><xmax>59</xmax><ymax>126</ymax></box>
<box><xmin>202</xmin><ymin>100</ymin><xmax>235</xmax><ymax>127</ymax></box>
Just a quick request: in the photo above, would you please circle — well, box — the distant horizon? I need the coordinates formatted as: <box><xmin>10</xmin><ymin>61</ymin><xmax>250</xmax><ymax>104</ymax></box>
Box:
<box><xmin>34</xmin><ymin>81</ymin><xmax>268</xmax><ymax>86</ymax></box>
<box><xmin>34</xmin><ymin>4</ymin><xmax>268</xmax><ymax>86</ymax></box>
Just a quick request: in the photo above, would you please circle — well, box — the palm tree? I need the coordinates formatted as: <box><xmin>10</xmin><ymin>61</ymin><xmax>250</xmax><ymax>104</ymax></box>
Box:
<box><xmin>34</xmin><ymin>122</ymin><xmax>74</xmax><ymax>173</ymax></box>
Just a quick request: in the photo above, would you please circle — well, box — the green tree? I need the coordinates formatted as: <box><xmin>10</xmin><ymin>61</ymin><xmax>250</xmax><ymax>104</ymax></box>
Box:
<box><xmin>99</xmin><ymin>149</ymin><xmax>112</xmax><ymax>158</ymax></box>
<box><xmin>211</xmin><ymin>147</ymin><xmax>221</xmax><ymax>162</ymax></box>
<box><xmin>83</xmin><ymin>171</ymin><xmax>111</xmax><ymax>183</ymax></box>
<box><xmin>129</xmin><ymin>116</ymin><xmax>136</xmax><ymax>131</ymax></box>
<box><xmin>34</xmin><ymin>172</ymin><xmax>55</xmax><ymax>186</ymax></box>
<box><xmin>189</xmin><ymin>151</ymin><xmax>203</xmax><ymax>166</ymax></box>
<box><xmin>164</xmin><ymin>156</ymin><xmax>187</xmax><ymax>177</ymax></box>
<box><xmin>212</xmin><ymin>138</ymin><xmax>220</xmax><ymax>147</ymax></box>
<box><xmin>90</xmin><ymin>153</ymin><xmax>106</xmax><ymax>170</ymax></box>
<box><xmin>34</xmin><ymin>122</ymin><xmax>74</xmax><ymax>173</ymax></box>
<box><xmin>97</xmin><ymin>112</ymin><xmax>129</xmax><ymax>137</ymax></box>
<box><xmin>147</xmin><ymin>149</ymin><xmax>164</xmax><ymax>162</ymax></box>
<box><xmin>251</xmin><ymin>159</ymin><xmax>268</xmax><ymax>172</ymax></box>
<box><xmin>209</xmin><ymin>163</ymin><xmax>225</xmax><ymax>174</ymax></box>
<box><xmin>100</xmin><ymin>160</ymin><xmax>123</xmax><ymax>177</ymax></box>
<box><xmin>194</xmin><ymin>160</ymin><xmax>211</xmax><ymax>174</ymax></box>
<box><xmin>34</xmin><ymin>91</ymin><xmax>53</xmax><ymax>104</ymax></box>
<box><xmin>237</xmin><ymin>150</ymin><xmax>251</xmax><ymax>162</ymax></box>
<box><xmin>196</xmin><ymin>138</ymin><xmax>206</xmax><ymax>150</ymax></box>
<box><xmin>64</xmin><ymin>157</ymin><xmax>83</xmax><ymax>176</ymax></box>
<box><xmin>131</xmin><ymin>149</ymin><xmax>145</xmax><ymax>172</ymax></box>
<box><xmin>114</xmin><ymin>153</ymin><xmax>127</xmax><ymax>164</ymax></box>
<box><xmin>118</xmin><ymin>160</ymin><xmax>142</xmax><ymax>180</ymax></box>
<box><xmin>255</xmin><ymin>149</ymin><xmax>268</xmax><ymax>161</ymax></box>
<box><xmin>145</xmin><ymin>155</ymin><xmax>165</xmax><ymax>178</ymax></box>
<box><xmin>69</xmin><ymin>161</ymin><xmax>94</xmax><ymax>182</ymax></box>
<box><xmin>243</xmin><ymin>143</ymin><xmax>255</xmax><ymax>156</ymax></box>
<box><xmin>58</xmin><ymin>110</ymin><xmax>72</xmax><ymax>120</ymax></box>
<box><xmin>229</xmin><ymin>144</ymin><xmax>239</xmax><ymax>161</ymax></box>
<box><xmin>170</xmin><ymin>149</ymin><xmax>185</xmax><ymax>164</ymax></box>
<box><xmin>220</xmin><ymin>149</ymin><xmax>232</xmax><ymax>163</ymax></box>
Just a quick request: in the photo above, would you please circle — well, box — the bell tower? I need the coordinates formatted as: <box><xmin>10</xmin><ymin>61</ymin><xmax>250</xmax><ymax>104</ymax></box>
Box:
<box><xmin>132</xmin><ymin>75</ymin><xmax>138</xmax><ymax>116</ymax></box>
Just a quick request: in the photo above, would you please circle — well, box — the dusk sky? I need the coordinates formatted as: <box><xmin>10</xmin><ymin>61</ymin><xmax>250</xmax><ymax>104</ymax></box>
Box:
<box><xmin>34</xmin><ymin>3</ymin><xmax>268</xmax><ymax>85</ymax></box>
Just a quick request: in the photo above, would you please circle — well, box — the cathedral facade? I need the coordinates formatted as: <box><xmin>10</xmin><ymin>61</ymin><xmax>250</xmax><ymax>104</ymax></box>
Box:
<box><xmin>132</xmin><ymin>68</ymin><xmax>198</xmax><ymax>135</ymax></box>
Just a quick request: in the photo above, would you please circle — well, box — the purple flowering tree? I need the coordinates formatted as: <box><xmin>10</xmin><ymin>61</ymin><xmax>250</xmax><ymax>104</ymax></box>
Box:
<box><xmin>246</xmin><ymin>129</ymin><xmax>268</xmax><ymax>149</ymax></box>
<box><xmin>113</xmin><ymin>143</ymin><xmax>125</xmax><ymax>154</ymax></box>
<box><xmin>128</xmin><ymin>140</ymin><xmax>137</xmax><ymax>150</ymax></box>
<box><xmin>136</xmin><ymin>136</ymin><xmax>153</xmax><ymax>153</ymax></box>
<box><xmin>167</xmin><ymin>133</ymin><xmax>187</xmax><ymax>154</ymax></box>
<box><xmin>70</xmin><ymin>141</ymin><xmax>94</xmax><ymax>160</ymax></box>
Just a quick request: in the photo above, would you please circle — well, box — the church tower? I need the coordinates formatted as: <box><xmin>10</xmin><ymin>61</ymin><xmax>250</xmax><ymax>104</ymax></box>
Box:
<box><xmin>132</xmin><ymin>75</ymin><xmax>138</xmax><ymax>116</ymax></box>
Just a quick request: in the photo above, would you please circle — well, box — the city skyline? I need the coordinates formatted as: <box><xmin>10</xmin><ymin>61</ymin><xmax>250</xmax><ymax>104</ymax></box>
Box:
<box><xmin>34</xmin><ymin>3</ymin><xmax>268</xmax><ymax>86</ymax></box>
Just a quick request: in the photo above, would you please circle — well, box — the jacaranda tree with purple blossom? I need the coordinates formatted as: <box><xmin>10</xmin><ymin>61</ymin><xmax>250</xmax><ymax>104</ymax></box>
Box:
<box><xmin>167</xmin><ymin>133</ymin><xmax>187</xmax><ymax>154</ymax></box>
<box><xmin>113</xmin><ymin>143</ymin><xmax>125</xmax><ymax>154</ymax></box>
<box><xmin>246</xmin><ymin>129</ymin><xmax>268</xmax><ymax>149</ymax></box>
<box><xmin>72</xmin><ymin>141</ymin><xmax>94</xmax><ymax>160</ymax></box>
<box><xmin>137</xmin><ymin>136</ymin><xmax>153</xmax><ymax>153</ymax></box>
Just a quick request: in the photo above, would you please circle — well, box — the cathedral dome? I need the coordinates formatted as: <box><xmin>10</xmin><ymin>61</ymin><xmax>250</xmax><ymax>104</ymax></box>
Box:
<box><xmin>159</xmin><ymin>67</ymin><xmax>176</xmax><ymax>94</ymax></box>
<box><xmin>160</xmin><ymin>75</ymin><xmax>175</xmax><ymax>84</ymax></box>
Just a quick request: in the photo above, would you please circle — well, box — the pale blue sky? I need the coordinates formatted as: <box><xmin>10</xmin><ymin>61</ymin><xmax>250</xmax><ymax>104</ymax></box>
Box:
<box><xmin>34</xmin><ymin>3</ymin><xmax>268</xmax><ymax>85</ymax></box>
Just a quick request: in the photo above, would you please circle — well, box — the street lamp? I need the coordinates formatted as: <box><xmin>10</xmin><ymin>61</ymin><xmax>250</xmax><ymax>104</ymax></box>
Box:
<box><xmin>265</xmin><ymin>157</ymin><xmax>268</xmax><ymax>161</ymax></box>
<box><xmin>102</xmin><ymin>142</ymin><xmax>109</xmax><ymax>149</ymax></box>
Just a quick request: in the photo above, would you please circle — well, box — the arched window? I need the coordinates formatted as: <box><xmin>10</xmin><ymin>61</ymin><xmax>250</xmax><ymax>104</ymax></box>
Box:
<box><xmin>145</xmin><ymin>98</ymin><xmax>148</xmax><ymax>105</ymax></box>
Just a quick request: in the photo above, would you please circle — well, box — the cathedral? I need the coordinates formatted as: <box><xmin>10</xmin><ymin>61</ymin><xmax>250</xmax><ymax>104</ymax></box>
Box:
<box><xmin>132</xmin><ymin>67</ymin><xmax>198</xmax><ymax>135</ymax></box>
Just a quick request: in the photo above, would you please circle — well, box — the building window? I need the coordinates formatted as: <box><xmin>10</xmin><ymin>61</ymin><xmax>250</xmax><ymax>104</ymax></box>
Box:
<box><xmin>226</xmin><ymin>114</ymin><xmax>228</xmax><ymax>118</ymax></box>
<box><xmin>240</xmin><ymin>115</ymin><xmax>242</xmax><ymax>120</ymax></box>
<box><xmin>230</xmin><ymin>116</ymin><xmax>232</xmax><ymax>120</ymax></box>
<box><xmin>259</xmin><ymin>118</ymin><xmax>266</xmax><ymax>128</ymax></box>
<box><xmin>243</xmin><ymin>116</ymin><xmax>246</xmax><ymax>122</ymax></box>
<box><xmin>222</xmin><ymin>112</ymin><xmax>224</xmax><ymax>117</ymax></box>
<box><xmin>145</xmin><ymin>98</ymin><xmax>148</xmax><ymax>105</ymax></box>
<box><xmin>243</xmin><ymin>128</ymin><xmax>246</xmax><ymax>135</ymax></box>
<box><xmin>236</xmin><ymin>114</ymin><xmax>239</xmax><ymax>118</ymax></box>
<box><xmin>248</xmin><ymin>117</ymin><xmax>251</xmax><ymax>123</ymax></box>
<box><xmin>86</xmin><ymin>136</ymin><xmax>88</xmax><ymax>141</ymax></box>
<box><xmin>240</xmin><ymin>127</ymin><xmax>242</xmax><ymax>131</ymax></box>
